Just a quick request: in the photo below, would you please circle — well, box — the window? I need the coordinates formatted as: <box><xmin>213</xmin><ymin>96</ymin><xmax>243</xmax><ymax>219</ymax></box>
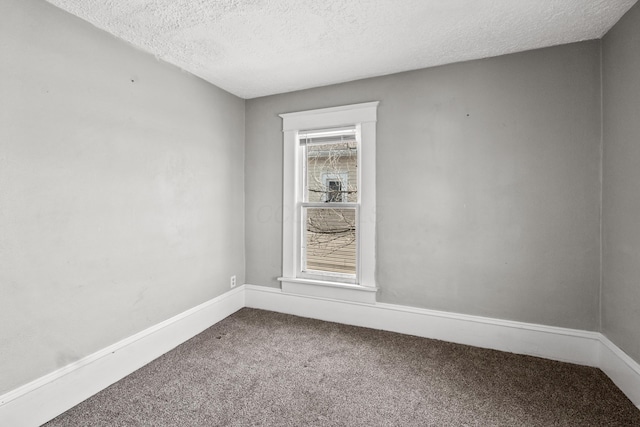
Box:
<box><xmin>302</xmin><ymin>129</ymin><xmax>356</xmax><ymax>277</ymax></box>
<box><xmin>321</xmin><ymin>172</ymin><xmax>349</xmax><ymax>203</ymax></box>
<box><xmin>278</xmin><ymin>102</ymin><xmax>378</xmax><ymax>304</ymax></box>
<box><xmin>325</xmin><ymin>179</ymin><xmax>343</xmax><ymax>203</ymax></box>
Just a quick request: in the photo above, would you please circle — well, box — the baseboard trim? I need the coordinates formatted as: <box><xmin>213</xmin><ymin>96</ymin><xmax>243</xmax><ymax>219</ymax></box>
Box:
<box><xmin>244</xmin><ymin>284</ymin><xmax>601</xmax><ymax>366</ymax></box>
<box><xmin>599</xmin><ymin>335</ymin><xmax>640</xmax><ymax>408</ymax></box>
<box><xmin>244</xmin><ymin>284</ymin><xmax>640</xmax><ymax>407</ymax></box>
<box><xmin>0</xmin><ymin>286</ymin><xmax>245</xmax><ymax>427</ymax></box>
<box><xmin>3</xmin><ymin>284</ymin><xmax>639</xmax><ymax>426</ymax></box>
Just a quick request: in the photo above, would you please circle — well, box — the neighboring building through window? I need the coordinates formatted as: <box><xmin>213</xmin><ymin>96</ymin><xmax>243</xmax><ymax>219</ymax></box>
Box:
<box><xmin>278</xmin><ymin>102</ymin><xmax>378</xmax><ymax>304</ymax></box>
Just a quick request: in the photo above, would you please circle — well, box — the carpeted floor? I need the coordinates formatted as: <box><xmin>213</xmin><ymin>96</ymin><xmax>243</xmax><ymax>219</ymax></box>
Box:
<box><xmin>46</xmin><ymin>308</ymin><xmax>640</xmax><ymax>426</ymax></box>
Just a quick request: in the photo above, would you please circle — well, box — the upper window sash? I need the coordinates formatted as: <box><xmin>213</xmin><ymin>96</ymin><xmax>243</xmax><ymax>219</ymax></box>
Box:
<box><xmin>301</xmin><ymin>126</ymin><xmax>359</xmax><ymax>206</ymax></box>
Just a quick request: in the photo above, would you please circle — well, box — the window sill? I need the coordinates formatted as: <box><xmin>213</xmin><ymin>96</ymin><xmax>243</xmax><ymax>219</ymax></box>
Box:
<box><xmin>277</xmin><ymin>277</ymin><xmax>377</xmax><ymax>304</ymax></box>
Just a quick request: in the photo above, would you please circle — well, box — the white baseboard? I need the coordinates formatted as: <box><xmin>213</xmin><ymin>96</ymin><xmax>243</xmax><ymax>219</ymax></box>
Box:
<box><xmin>599</xmin><ymin>335</ymin><xmax>640</xmax><ymax>409</ymax></box>
<box><xmin>245</xmin><ymin>284</ymin><xmax>601</xmax><ymax>366</ymax></box>
<box><xmin>0</xmin><ymin>286</ymin><xmax>245</xmax><ymax>427</ymax></box>
<box><xmin>244</xmin><ymin>284</ymin><xmax>640</xmax><ymax>407</ymax></box>
<box><xmin>3</xmin><ymin>283</ymin><xmax>639</xmax><ymax>426</ymax></box>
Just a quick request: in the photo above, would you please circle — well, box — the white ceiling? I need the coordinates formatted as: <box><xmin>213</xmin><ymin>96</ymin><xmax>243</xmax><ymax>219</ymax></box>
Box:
<box><xmin>45</xmin><ymin>0</ymin><xmax>637</xmax><ymax>99</ymax></box>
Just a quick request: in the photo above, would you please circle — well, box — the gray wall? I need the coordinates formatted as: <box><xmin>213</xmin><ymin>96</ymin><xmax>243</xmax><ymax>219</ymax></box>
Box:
<box><xmin>3</xmin><ymin>0</ymin><xmax>627</xmax><ymax>398</ymax></box>
<box><xmin>0</xmin><ymin>0</ymin><xmax>245</xmax><ymax>394</ymax></box>
<box><xmin>602</xmin><ymin>2</ymin><xmax>640</xmax><ymax>364</ymax></box>
<box><xmin>246</xmin><ymin>41</ymin><xmax>602</xmax><ymax>330</ymax></box>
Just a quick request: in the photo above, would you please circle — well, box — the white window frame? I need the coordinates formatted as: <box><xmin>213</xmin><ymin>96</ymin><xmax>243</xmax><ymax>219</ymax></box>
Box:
<box><xmin>278</xmin><ymin>102</ymin><xmax>378</xmax><ymax>304</ymax></box>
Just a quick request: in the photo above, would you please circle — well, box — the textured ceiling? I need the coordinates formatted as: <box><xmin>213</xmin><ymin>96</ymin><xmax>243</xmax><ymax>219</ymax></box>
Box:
<box><xmin>45</xmin><ymin>0</ymin><xmax>637</xmax><ymax>99</ymax></box>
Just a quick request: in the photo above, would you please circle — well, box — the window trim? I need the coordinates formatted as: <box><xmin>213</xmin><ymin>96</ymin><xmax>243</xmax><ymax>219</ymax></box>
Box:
<box><xmin>278</xmin><ymin>102</ymin><xmax>378</xmax><ymax>304</ymax></box>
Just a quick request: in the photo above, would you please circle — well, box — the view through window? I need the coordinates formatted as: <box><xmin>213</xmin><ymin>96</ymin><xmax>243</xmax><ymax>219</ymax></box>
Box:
<box><xmin>301</xmin><ymin>127</ymin><xmax>358</xmax><ymax>276</ymax></box>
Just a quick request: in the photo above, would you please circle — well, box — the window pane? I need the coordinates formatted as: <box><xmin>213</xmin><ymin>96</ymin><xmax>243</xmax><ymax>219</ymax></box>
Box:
<box><xmin>327</xmin><ymin>180</ymin><xmax>342</xmax><ymax>202</ymax></box>
<box><xmin>303</xmin><ymin>207</ymin><xmax>356</xmax><ymax>275</ymax></box>
<box><xmin>305</xmin><ymin>140</ymin><xmax>358</xmax><ymax>203</ymax></box>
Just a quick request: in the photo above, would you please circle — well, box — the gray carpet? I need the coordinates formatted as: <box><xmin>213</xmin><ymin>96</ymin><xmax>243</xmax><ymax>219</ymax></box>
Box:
<box><xmin>46</xmin><ymin>308</ymin><xmax>640</xmax><ymax>426</ymax></box>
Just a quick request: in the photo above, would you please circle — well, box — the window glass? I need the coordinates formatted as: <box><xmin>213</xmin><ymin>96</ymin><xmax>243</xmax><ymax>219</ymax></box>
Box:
<box><xmin>303</xmin><ymin>207</ymin><xmax>356</xmax><ymax>275</ymax></box>
<box><xmin>302</xmin><ymin>128</ymin><xmax>357</xmax><ymax>204</ymax></box>
<box><xmin>327</xmin><ymin>179</ymin><xmax>342</xmax><ymax>203</ymax></box>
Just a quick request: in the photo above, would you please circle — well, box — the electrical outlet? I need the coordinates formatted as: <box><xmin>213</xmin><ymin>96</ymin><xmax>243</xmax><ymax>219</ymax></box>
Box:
<box><xmin>230</xmin><ymin>275</ymin><xmax>236</xmax><ymax>288</ymax></box>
